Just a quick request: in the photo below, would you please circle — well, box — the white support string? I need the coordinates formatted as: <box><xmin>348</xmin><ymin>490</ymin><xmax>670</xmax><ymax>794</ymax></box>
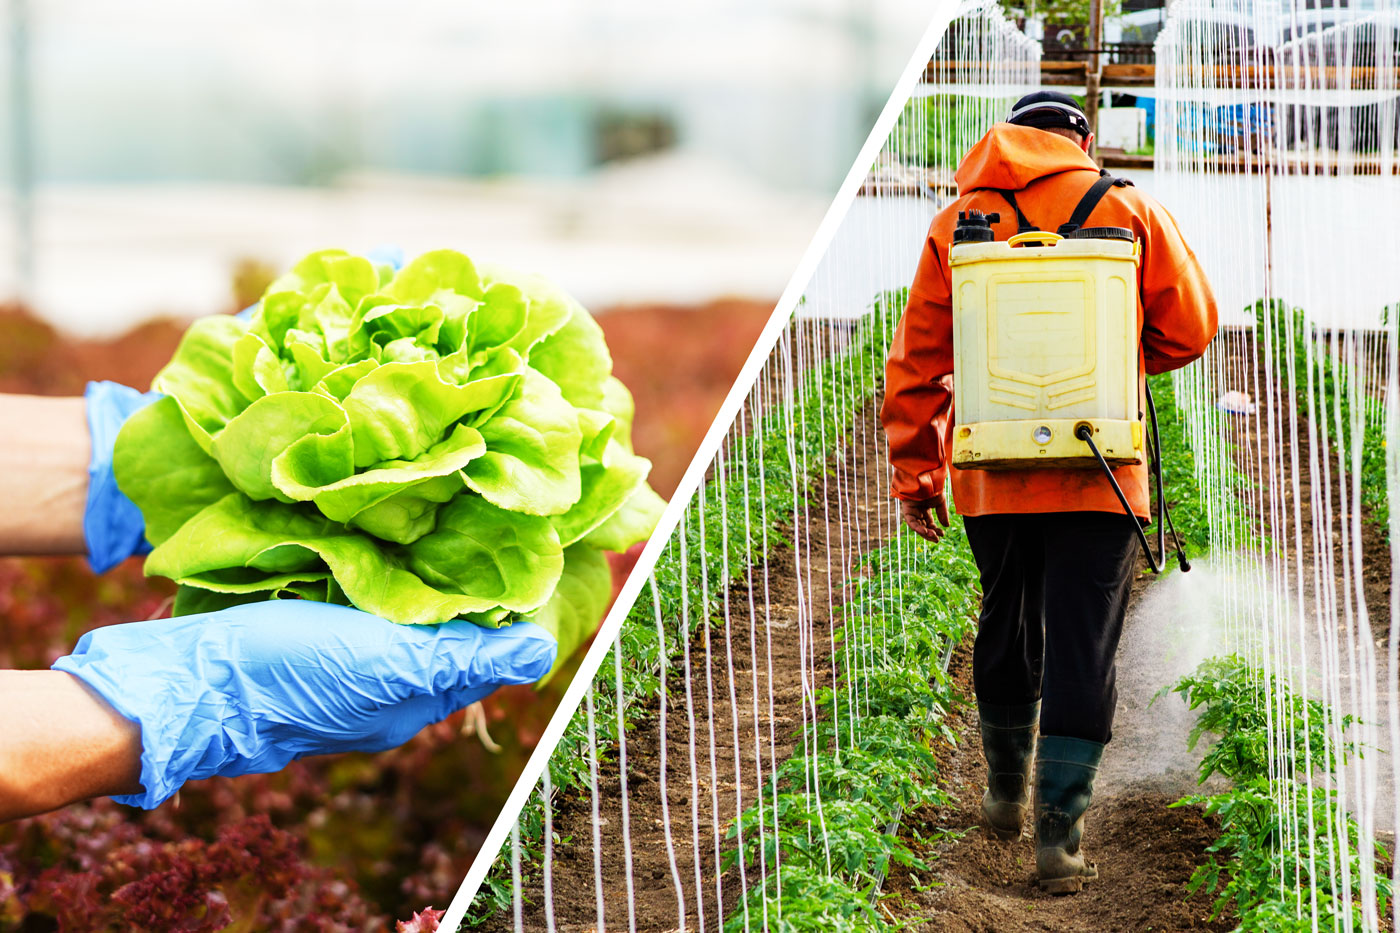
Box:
<box><xmin>542</xmin><ymin>769</ymin><xmax>557</xmax><ymax>933</ymax></box>
<box><xmin>1158</xmin><ymin>1</ymin><xmax>1399</xmax><ymax>927</ymax></box>
<box><xmin>585</xmin><ymin>686</ymin><xmax>605</xmax><ymax>932</ymax></box>
<box><xmin>613</xmin><ymin>633</ymin><xmax>638</xmax><ymax>933</ymax></box>
<box><xmin>652</xmin><ymin>573</ymin><xmax>688</xmax><ymax>930</ymax></box>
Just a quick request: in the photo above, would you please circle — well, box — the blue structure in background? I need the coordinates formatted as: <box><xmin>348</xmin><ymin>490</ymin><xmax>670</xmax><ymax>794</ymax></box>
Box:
<box><xmin>1137</xmin><ymin>96</ymin><xmax>1156</xmax><ymax>140</ymax></box>
<box><xmin>1172</xmin><ymin>101</ymin><xmax>1273</xmax><ymax>154</ymax></box>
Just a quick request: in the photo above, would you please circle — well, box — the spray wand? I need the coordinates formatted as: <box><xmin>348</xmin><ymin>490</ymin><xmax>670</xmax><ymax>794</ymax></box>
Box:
<box><xmin>1075</xmin><ymin>381</ymin><xmax>1191</xmax><ymax>574</ymax></box>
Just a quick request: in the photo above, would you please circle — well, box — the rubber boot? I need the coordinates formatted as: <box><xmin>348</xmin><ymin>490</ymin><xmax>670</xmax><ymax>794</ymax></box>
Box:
<box><xmin>978</xmin><ymin>700</ymin><xmax>1039</xmax><ymax>840</ymax></box>
<box><xmin>1034</xmin><ymin>735</ymin><xmax>1104</xmax><ymax>894</ymax></box>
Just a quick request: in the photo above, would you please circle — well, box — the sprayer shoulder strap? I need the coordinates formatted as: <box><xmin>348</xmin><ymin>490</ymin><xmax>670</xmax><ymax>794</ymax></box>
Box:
<box><xmin>1057</xmin><ymin>169</ymin><xmax>1134</xmax><ymax>236</ymax></box>
<box><xmin>981</xmin><ymin>170</ymin><xmax>1132</xmax><ymax>237</ymax></box>
<box><xmin>990</xmin><ymin>189</ymin><xmax>1037</xmax><ymax>234</ymax></box>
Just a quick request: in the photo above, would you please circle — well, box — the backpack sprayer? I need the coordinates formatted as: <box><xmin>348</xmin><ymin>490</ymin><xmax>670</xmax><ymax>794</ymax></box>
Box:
<box><xmin>948</xmin><ymin>172</ymin><xmax>1190</xmax><ymax>574</ymax></box>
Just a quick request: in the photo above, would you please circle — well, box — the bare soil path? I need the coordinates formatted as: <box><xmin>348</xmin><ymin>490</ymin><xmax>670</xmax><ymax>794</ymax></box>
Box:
<box><xmin>884</xmin><ymin>632</ymin><xmax>1233</xmax><ymax>933</ymax></box>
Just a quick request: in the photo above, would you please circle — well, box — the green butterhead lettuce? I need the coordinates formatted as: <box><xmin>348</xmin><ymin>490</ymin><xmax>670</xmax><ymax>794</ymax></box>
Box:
<box><xmin>114</xmin><ymin>248</ymin><xmax>665</xmax><ymax>684</ymax></box>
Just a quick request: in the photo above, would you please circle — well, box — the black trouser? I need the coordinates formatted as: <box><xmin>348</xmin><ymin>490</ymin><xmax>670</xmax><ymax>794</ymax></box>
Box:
<box><xmin>963</xmin><ymin>511</ymin><xmax>1139</xmax><ymax>744</ymax></box>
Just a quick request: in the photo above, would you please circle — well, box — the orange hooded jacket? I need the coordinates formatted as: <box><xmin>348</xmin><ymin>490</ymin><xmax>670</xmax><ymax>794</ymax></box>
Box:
<box><xmin>880</xmin><ymin>123</ymin><xmax>1218</xmax><ymax>519</ymax></box>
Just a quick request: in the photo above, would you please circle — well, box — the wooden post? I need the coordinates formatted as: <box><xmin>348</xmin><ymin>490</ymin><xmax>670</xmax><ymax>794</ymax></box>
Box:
<box><xmin>1086</xmin><ymin>0</ymin><xmax>1103</xmax><ymax>162</ymax></box>
<box><xmin>1263</xmin><ymin>116</ymin><xmax>1275</xmax><ymax>305</ymax></box>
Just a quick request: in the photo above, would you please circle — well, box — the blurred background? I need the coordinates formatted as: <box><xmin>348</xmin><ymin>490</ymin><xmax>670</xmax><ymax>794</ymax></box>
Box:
<box><xmin>0</xmin><ymin>1</ymin><xmax>942</xmax><ymax>930</ymax></box>
<box><xmin>0</xmin><ymin>0</ymin><xmax>936</xmax><ymax>335</ymax></box>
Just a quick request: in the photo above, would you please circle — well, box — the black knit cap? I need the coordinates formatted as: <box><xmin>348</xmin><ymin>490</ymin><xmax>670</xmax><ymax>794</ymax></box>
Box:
<box><xmin>1007</xmin><ymin>90</ymin><xmax>1091</xmax><ymax>137</ymax></box>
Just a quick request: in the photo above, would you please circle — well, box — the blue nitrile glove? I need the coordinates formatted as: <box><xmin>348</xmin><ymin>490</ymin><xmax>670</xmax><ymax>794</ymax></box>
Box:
<box><xmin>52</xmin><ymin>601</ymin><xmax>556</xmax><ymax>809</ymax></box>
<box><xmin>84</xmin><ymin>381</ymin><xmax>162</xmax><ymax>573</ymax></box>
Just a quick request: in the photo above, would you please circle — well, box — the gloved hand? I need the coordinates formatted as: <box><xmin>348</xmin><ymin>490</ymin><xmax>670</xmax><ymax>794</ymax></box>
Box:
<box><xmin>84</xmin><ymin>380</ymin><xmax>161</xmax><ymax>573</ymax></box>
<box><xmin>52</xmin><ymin>600</ymin><xmax>556</xmax><ymax>809</ymax></box>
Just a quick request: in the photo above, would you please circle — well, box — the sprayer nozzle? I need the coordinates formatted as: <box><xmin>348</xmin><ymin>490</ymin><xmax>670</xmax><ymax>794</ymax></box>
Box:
<box><xmin>1178</xmin><ymin>553</ymin><xmax>1192</xmax><ymax>573</ymax></box>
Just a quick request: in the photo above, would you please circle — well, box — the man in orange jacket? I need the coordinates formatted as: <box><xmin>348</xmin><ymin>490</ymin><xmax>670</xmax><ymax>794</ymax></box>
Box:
<box><xmin>881</xmin><ymin>91</ymin><xmax>1217</xmax><ymax>893</ymax></box>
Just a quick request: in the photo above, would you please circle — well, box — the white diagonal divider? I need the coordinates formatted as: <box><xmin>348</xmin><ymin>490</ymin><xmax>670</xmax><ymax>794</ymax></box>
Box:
<box><xmin>436</xmin><ymin>4</ymin><xmax>963</xmax><ymax>928</ymax></box>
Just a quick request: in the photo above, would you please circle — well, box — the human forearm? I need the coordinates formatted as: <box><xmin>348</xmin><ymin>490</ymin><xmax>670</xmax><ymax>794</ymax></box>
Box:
<box><xmin>0</xmin><ymin>670</ymin><xmax>143</xmax><ymax>822</ymax></box>
<box><xmin>0</xmin><ymin>394</ymin><xmax>89</xmax><ymax>554</ymax></box>
<box><xmin>881</xmin><ymin>294</ymin><xmax>955</xmax><ymax>500</ymax></box>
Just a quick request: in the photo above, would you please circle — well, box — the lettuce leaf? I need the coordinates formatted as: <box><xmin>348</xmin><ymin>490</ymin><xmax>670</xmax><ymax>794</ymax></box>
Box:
<box><xmin>527</xmin><ymin>544</ymin><xmax>613</xmax><ymax>686</ymax></box>
<box><xmin>114</xmin><ymin>248</ymin><xmax>665</xmax><ymax>683</ymax></box>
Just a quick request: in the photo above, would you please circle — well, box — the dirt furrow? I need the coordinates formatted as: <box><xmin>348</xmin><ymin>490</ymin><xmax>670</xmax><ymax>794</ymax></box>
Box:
<box><xmin>883</xmin><ymin>595</ymin><xmax>1234</xmax><ymax>933</ymax></box>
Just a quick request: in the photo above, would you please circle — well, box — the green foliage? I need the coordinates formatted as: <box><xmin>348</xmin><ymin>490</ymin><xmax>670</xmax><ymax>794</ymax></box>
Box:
<box><xmin>722</xmin><ymin>524</ymin><xmax>977</xmax><ymax>930</ymax></box>
<box><xmin>115</xmin><ymin>248</ymin><xmax>664</xmax><ymax>681</ymax></box>
<box><xmin>1024</xmin><ymin>0</ymin><xmax>1123</xmax><ymax>27</ymax></box>
<box><xmin>1165</xmin><ymin>655</ymin><xmax>1389</xmax><ymax>930</ymax></box>
<box><xmin>1152</xmin><ymin>301</ymin><xmax>1392</xmax><ymax>929</ymax></box>
<box><xmin>1149</xmin><ymin>373</ymin><xmax>1217</xmax><ymax>559</ymax></box>
<box><xmin>1255</xmin><ymin>300</ymin><xmax>1389</xmax><ymax>533</ymax></box>
<box><xmin>889</xmin><ymin>98</ymin><xmax>966</xmax><ymax>171</ymax></box>
<box><xmin>1178</xmin><ymin>778</ymin><xmax>1384</xmax><ymax>933</ymax></box>
<box><xmin>725</xmin><ymin>865</ymin><xmax>889</xmax><ymax>933</ymax></box>
<box><xmin>466</xmin><ymin>289</ymin><xmax>984</xmax><ymax>929</ymax></box>
<box><xmin>1164</xmin><ymin>654</ymin><xmax>1355</xmax><ymax>785</ymax></box>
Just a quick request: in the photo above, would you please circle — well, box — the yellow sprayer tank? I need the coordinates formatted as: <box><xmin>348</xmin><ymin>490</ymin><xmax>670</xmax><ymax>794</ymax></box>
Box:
<box><xmin>950</xmin><ymin>221</ymin><xmax>1143</xmax><ymax>470</ymax></box>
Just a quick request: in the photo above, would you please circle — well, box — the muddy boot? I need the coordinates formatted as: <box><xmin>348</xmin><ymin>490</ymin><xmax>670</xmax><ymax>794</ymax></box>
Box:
<box><xmin>978</xmin><ymin>700</ymin><xmax>1039</xmax><ymax>840</ymax></box>
<box><xmin>1034</xmin><ymin>735</ymin><xmax>1103</xmax><ymax>894</ymax></box>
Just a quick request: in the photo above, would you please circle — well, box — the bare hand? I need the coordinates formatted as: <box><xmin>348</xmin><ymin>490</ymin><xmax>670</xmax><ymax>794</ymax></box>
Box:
<box><xmin>899</xmin><ymin>495</ymin><xmax>950</xmax><ymax>544</ymax></box>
